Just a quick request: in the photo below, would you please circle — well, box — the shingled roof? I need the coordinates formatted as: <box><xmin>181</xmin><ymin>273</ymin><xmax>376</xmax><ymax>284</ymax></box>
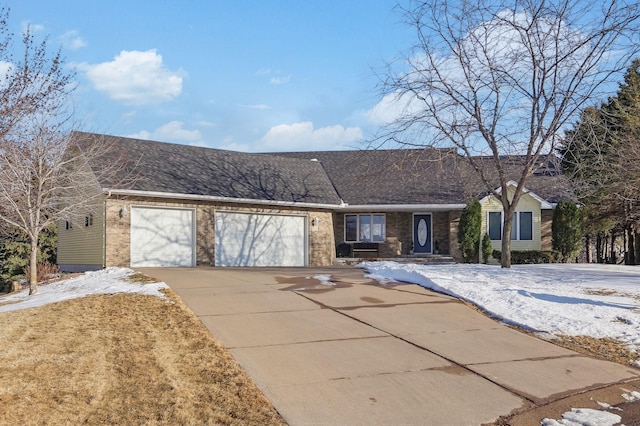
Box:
<box><xmin>73</xmin><ymin>131</ymin><xmax>343</xmax><ymax>206</ymax></box>
<box><xmin>275</xmin><ymin>149</ymin><xmax>467</xmax><ymax>205</ymax></box>
<box><xmin>74</xmin><ymin>131</ymin><xmax>573</xmax><ymax>207</ymax></box>
<box><xmin>460</xmin><ymin>155</ymin><xmax>576</xmax><ymax>204</ymax></box>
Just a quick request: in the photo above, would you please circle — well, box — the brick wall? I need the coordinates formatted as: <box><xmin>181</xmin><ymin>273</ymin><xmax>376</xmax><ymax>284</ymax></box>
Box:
<box><xmin>541</xmin><ymin>209</ymin><xmax>553</xmax><ymax>251</ymax></box>
<box><xmin>105</xmin><ymin>198</ymin><xmax>131</xmax><ymax>267</ymax></box>
<box><xmin>104</xmin><ymin>196</ymin><xmax>335</xmax><ymax>267</ymax></box>
<box><xmin>308</xmin><ymin>211</ymin><xmax>336</xmax><ymax>266</ymax></box>
<box><xmin>448</xmin><ymin>210</ymin><xmax>463</xmax><ymax>262</ymax></box>
<box><xmin>432</xmin><ymin>212</ymin><xmax>450</xmax><ymax>254</ymax></box>
<box><xmin>333</xmin><ymin>211</ymin><xmax>458</xmax><ymax>258</ymax></box>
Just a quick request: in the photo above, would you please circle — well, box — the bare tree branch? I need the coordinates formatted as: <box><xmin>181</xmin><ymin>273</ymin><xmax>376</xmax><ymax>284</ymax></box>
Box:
<box><xmin>0</xmin><ymin>9</ymin><xmax>125</xmax><ymax>294</ymax></box>
<box><xmin>374</xmin><ymin>0</ymin><xmax>640</xmax><ymax>267</ymax></box>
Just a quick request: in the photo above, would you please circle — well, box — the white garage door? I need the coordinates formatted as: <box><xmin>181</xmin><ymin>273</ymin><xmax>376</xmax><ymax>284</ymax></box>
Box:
<box><xmin>130</xmin><ymin>207</ymin><xmax>195</xmax><ymax>267</ymax></box>
<box><xmin>215</xmin><ymin>212</ymin><xmax>307</xmax><ymax>267</ymax></box>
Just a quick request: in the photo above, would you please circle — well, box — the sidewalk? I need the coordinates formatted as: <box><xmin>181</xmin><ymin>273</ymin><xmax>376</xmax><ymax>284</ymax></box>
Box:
<box><xmin>140</xmin><ymin>266</ymin><xmax>640</xmax><ymax>425</ymax></box>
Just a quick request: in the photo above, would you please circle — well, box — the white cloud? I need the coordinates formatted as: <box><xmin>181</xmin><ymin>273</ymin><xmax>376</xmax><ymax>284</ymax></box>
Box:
<box><xmin>0</xmin><ymin>61</ymin><xmax>12</xmax><ymax>73</ymax></box>
<box><xmin>79</xmin><ymin>49</ymin><xmax>184</xmax><ymax>105</ymax></box>
<box><xmin>21</xmin><ymin>21</ymin><xmax>45</xmax><ymax>34</ymax></box>
<box><xmin>193</xmin><ymin>120</ymin><xmax>216</xmax><ymax>127</ymax></box>
<box><xmin>59</xmin><ymin>30</ymin><xmax>87</xmax><ymax>50</ymax></box>
<box><xmin>258</xmin><ymin>121</ymin><xmax>362</xmax><ymax>152</ymax></box>
<box><xmin>366</xmin><ymin>8</ymin><xmax>598</xmax><ymax>137</ymax></box>
<box><xmin>255</xmin><ymin>68</ymin><xmax>291</xmax><ymax>85</ymax></box>
<box><xmin>366</xmin><ymin>91</ymin><xmax>423</xmax><ymax>126</ymax></box>
<box><xmin>218</xmin><ymin>141</ymin><xmax>252</xmax><ymax>152</ymax></box>
<box><xmin>127</xmin><ymin>129</ymin><xmax>151</xmax><ymax>140</ymax></box>
<box><xmin>128</xmin><ymin>121</ymin><xmax>202</xmax><ymax>145</ymax></box>
<box><xmin>0</xmin><ymin>61</ymin><xmax>13</xmax><ymax>90</ymax></box>
<box><xmin>239</xmin><ymin>104</ymin><xmax>271</xmax><ymax>110</ymax></box>
<box><xmin>270</xmin><ymin>74</ymin><xmax>291</xmax><ymax>85</ymax></box>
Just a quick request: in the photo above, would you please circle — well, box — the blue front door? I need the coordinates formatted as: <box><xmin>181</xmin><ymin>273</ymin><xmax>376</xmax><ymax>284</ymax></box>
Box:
<box><xmin>413</xmin><ymin>214</ymin><xmax>432</xmax><ymax>254</ymax></box>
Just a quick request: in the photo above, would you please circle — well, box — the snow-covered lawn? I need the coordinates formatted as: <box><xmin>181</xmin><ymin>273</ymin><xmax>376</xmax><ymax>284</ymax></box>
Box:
<box><xmin>362</xmin><ymin>262</ymin><xmax>640</xmax><ymax>358</ymax></box>
<box><xmin>0</xmin><ymin>267</ymin><xmax>168</xmax><ymax>313</ymax></box>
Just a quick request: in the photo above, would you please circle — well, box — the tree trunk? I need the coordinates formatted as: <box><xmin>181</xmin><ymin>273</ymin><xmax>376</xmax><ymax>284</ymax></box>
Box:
<box><xmin>29</xmin><ymin>236</ymin><xmax>38</xmax><ymax>295</ymax></box>
<box><xmin>627</xmin><ymin>226</ymin><xmax>636</xmax><ymax>265</ymax></box>
<box><xmin>501</xmin><ymin>210</ymin><xmax>513</xmax><ymax>268</ymax></box>
<box><xmin>596</xmin><ymin>233</ymin><xmax>603</xmax><ymax>263</ymax></box>
<box><xmin>609</xmin><ymin>230</ymin><xmax>616</xmax><ymax>264</ymax></box>
<box><xmin>623</xmin><ymin>226</ymin><xmax>629</xmax><ymax>265</ymax></box>
<box><xmin>585</xmin><ymin>234</ymin><xmax>592</xmax><ymax>263</ymax></box>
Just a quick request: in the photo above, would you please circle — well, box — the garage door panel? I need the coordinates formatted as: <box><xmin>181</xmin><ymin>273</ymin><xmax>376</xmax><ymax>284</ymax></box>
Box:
<box><xmin>215</xmin><ymin>212</ymin><xmax>306</xmax><ymax>267</ymax></box>
<box><xmin>131</xmin><ymin>207</ymin><xmax>195</xmax><ymax>267</ymax></box>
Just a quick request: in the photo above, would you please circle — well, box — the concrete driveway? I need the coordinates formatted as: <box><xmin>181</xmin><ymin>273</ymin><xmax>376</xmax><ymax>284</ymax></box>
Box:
<box><xmin>139</xmin><ymin>266</ymin><xmax>640</xmax><ymax>425</ymax></box>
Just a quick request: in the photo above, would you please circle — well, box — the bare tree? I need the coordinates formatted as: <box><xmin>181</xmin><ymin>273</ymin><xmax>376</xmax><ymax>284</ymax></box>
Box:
<box><xmin>0</xmin><ymin>120</ymin><xmax>121</xmax><ymax>294</ymax></box>
<box><xmin>376</xmin><ymin>0</ymin><xmax>640</xmax><ymax>267</ymax></box>
<box><xmin>0</xmin><ymin>9</ymin><xmax>121</xmax><ymax>294</ymax></box>
<box><xmin>0</xmin><ymin>8</ymin><xmax>72</xmax><ymax>139</ymax></box>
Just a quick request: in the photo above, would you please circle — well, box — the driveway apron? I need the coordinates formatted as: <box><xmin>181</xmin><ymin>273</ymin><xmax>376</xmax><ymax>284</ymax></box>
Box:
<box><xmin>139</xmin><ymin>266</ymin><xmax>640</xmax><ymax>425</ymax></box>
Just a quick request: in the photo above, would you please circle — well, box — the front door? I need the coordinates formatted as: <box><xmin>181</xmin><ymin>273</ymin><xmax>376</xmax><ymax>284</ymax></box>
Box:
<box><xmin>413</xmin><ymin>214</ymin><xmax>432</xmax><ymax>254</ymax></box>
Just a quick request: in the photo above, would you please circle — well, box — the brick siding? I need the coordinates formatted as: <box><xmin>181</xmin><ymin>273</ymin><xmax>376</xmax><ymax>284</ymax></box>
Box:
<box><xmin>104</xmin><ymin>196</ymin><xmax>335</xmax><ymax>267</ymax></box>
<box><xmin>334</xmin><ymin>211</ymin><xmax>460</xmax><ymax>258</ymax></box>
<box><xmin>541</xmin><ymin>209</ymin><xmax>553</xmax><ymax>251</ymax></box>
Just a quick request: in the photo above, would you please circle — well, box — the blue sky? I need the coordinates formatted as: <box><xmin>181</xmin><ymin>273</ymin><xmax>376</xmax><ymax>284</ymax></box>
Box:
<box><xmin>11</xmin><ymin>1</ymin><xmax>413</xmax><ymax>152</ymax></box>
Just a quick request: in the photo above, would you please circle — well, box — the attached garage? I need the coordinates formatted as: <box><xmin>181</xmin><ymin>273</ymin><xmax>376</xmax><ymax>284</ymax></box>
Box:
<box><xmin>130</xmin><ymin>207</ymin><xmax>195</xmax><ymax>267</ymax></box>
<box><xmin>215</xmin><ymin>211</ymin><xmax>307</xmax><ymax>267</ymax></box>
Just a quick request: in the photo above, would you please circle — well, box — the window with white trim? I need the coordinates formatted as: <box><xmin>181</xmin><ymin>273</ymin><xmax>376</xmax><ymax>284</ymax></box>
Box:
<box><xmin>344</xmin><ymin>214</ymin><xmax>386</xmax><ymax>242</ymax></box>
<box><xmin>488</xmin><ymin>211</ymin><xmax>533</xmax><ymax>241</ymax></box>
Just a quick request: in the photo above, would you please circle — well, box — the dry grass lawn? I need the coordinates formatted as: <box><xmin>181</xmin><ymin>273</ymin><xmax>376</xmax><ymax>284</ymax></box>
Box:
<box><xmin>0</xmin><ymin>284</ymin><xmax>285</xmax><ymax>425</ymax></box>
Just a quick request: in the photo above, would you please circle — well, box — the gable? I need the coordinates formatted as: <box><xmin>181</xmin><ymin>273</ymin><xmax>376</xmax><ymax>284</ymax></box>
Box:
<box><xmin>479</xmin><ymin>181</ymin><xmax>553</xmax><ymax>210</ymax></box>
<box><xmin>481</xmin><ymin>190</ymin><xmax>544</xmax><ymax>212</ymax></box>
<box><xmin>462</xmin><ymin>155</ymin><xmax>575</xmax><ymax>204</ymax></box>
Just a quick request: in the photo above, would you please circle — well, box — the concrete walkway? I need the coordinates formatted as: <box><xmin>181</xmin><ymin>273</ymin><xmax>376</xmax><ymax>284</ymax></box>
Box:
<box><xmin>139</xmin><ymin>266</ymin><xmax>640</xmax><ymax>425</ymax></box>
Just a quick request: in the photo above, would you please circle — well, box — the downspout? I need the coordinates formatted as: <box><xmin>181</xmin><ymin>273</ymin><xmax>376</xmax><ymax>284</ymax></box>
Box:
<box><xmin>102</xmin><ymin>190</ymin><xmax>110</xmax><ymax>268</ymax></box>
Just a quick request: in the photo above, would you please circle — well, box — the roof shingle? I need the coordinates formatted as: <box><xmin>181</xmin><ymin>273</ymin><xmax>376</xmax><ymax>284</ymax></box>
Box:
<box><xmin>74</xmin><ymin>131</ymin><xmax>574</xmax><ymax>207</ymax></box>
<box><xmin>73</xmin><ymin>131</ymin><xmax>343</xmax><ymax>205</ymax></box>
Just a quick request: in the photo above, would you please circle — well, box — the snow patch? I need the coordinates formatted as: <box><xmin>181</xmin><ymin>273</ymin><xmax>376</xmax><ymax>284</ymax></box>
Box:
<box><xmin>621</xmin><ymin>389</ymin><xmax>640</xmax><ymax>402</ymax></box>
<box><xmin>313</xmin><ymin>274</ymin><xmax>335</xmax><ymax>286</ymax></box>
<box><xmin>541</xmin><ymin>408</ymin><xmax>621</xmax><ymax>426</ymax></box>
<box><xmin>0</xmin><ymin>267</ymin><xmax>169</xmax><ymax>313</ymax></box>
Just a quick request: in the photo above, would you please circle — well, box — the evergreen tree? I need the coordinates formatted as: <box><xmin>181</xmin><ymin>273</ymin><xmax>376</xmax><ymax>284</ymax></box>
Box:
<box><xmin>560</xmin><ymin>60</ymin><xmax>640</xmax><ymax>264</ymax></box>
<box><xmin>0</xmin><ymin>224</ymin><xmax>57</xmax><ymax>282</ymax></box>
<box><xmin>481</xmin><ymin>234</ymin><xmax>492</xmax><ymax>264</ymax></box>
<box><xmin>458</xmin><ymin>200</ymin><xmax>481</xmax><ymax>263</ymax></box>
<box><xmin>552</xmin><ymin>201</ymin><xmax>583</xmax><ymax>262</ymax></box>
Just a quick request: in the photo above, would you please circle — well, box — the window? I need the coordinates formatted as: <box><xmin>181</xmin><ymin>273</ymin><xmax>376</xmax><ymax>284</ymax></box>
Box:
<box><xmin>85</xmin><ymin>213</ymin><xmax>93</xmax><ymax>227</ymax></box>
<box><xmin>488</xmin><ymin>212</ymin><xmax>502</xmax><ymax>240</ymax></box>
<box><xmin>344</xmin><ymin>214</ymin><xmax>386</xmax><ymax>242</ymax></box>
<box><xmin>65</xmin><ymin>221</ymin><xmax>73</xmax><ymax>230</ymax></box>
<box><xmin>345</xmin><ymin>215</ymin><xmax>358</xmax><ymax>241</ymax></box>
<box><xmin>515</xmin><ymin>212</ymin><xmax>533</xmax><ymax>241</ymax></box>
<box><xmin>488</xmin><ymin>211</ymin><xmax>533</xmax><ymax>241</ymax></box>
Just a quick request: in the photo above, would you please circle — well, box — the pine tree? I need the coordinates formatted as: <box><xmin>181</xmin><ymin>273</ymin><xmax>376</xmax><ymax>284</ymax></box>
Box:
<box><xmin>552</xmin><ymin>201</ymin><xmax>583</xmax><ymax>262</ymax></box>
<box><xmin>481</xmin><ymin>234</ymin><xmax>492</xmax><ymax>264</ymax></box>
<box><xmin>458</xmin><ymin>200</ymin><xmax>481</xmax><ymax>263</ymax></box>
<box><xmin>560</xmin><ymin>61</ymin><xmax>640</xmax><ymax>264</ymax></box>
